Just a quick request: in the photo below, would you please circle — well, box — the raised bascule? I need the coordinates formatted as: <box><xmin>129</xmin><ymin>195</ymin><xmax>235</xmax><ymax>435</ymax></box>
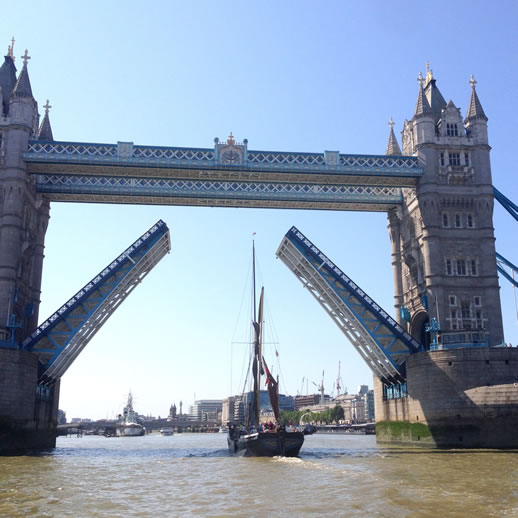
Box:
<box><xmin>0</xmin><ymin>43</ymin><xmax>516</xmax><ymax>451</ymax></box>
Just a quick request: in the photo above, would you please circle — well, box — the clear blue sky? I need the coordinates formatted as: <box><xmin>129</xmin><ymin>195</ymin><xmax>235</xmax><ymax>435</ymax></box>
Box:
<box><xmin>6</xmin><ymin>1</ymin><xmax>518</xmax><ymax>419</ymax></box>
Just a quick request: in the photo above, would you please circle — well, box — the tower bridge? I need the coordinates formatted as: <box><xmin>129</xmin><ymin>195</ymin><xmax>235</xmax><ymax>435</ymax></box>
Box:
<box><xmin>1</xmin><ymin>46</ymin><xmax>517</xmax><ymax>452</ymax></box>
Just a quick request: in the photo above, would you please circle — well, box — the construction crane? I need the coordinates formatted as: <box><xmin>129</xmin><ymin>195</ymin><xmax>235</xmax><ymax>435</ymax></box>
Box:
<box><xmin>336</xmin><ymin>361</ymin><xmax>344</xmax><ymax>397</ymax></box>
<box><xmin>311</xmin><ymin>370</ymin><xmax>325</xmax><ymax>404</ymax></box>
<box><xmin>298</xmin><ymin>376</ymin><xmax>305</xmax><ymax>396</ymax></box>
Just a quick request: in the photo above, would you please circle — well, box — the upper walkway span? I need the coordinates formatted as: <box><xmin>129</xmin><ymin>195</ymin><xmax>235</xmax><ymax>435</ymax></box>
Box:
<box><xmin>23</xmin><ymin>137</ymin><xmax>421</xmax><ymax>211</ymax></box>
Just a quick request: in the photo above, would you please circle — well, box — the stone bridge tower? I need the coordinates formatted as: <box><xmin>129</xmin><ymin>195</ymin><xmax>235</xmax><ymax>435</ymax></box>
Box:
<box><xmin>0</xmin><ymin>48</ymin><xmax>51</xmax><ymax>346</ymax></box>
<box><xmin>387</xmin><ymin>66</ymin><xmax>504</xmax><ymax>350</ymax></box>
<box><xmin>0</xmin><ymin>47</ymin><xmax>55</xmax><ymax>452</ymax></box>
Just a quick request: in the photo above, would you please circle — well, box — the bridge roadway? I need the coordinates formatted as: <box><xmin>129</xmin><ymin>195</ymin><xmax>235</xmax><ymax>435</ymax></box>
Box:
<box><xmin>57</xmin><ymin>418</ymin><xmax>221</xmax><ymax>436</ymax></box>
<box><xmin>23</xmin><ymin>138</ymin><xmax>421</xmax><ymax>211</ymax></box>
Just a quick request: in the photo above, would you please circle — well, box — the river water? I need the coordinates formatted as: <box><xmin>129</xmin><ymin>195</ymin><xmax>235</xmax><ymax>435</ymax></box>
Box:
<box><xmin>0</xmin><ymin>433</ymin><xmax>517</xmax><ymax>517</ymax></box>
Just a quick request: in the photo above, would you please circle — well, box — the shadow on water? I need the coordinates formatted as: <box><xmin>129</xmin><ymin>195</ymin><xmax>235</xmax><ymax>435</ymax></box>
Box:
<box><xmin>300</xmin><ymin>446</ymin><xmax>518</xmax><ymax>460</ymax></box>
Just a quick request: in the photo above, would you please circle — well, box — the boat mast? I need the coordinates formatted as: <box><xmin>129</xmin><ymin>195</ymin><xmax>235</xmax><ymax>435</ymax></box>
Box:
<box><xmin>251</xmin><ymin>238</ymin><xmax>264</xmax><ymax>428</ymax></box>
<box><xmin>255</xmin><ymin>288</ymin><xmax>264</xmax><ymax>427</ymax></box>
<box><xmin>253</xmin><ymin>240</ymin><xmax>257</xmax><ymax>322</ymax></box>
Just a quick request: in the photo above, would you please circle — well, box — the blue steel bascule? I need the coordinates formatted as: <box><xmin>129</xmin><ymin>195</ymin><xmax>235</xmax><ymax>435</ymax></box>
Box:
<box><xmin>1</xmin><ymin>45</ymin><xmax>517</xmax><ymax>451</ymax></box>
<box><xmin>276</xmin><ymin>227</ymin><xmax>421</xmax><ymax>384</ymax></box>
<box><xmin>23</xmin><ymin>220</ymin><xmax>171</xmax><ymax>386</ymax></box>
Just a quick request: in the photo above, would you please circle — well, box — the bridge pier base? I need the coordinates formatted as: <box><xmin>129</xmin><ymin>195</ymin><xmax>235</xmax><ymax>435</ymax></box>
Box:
<box><xmin>374</xmin><ymin>348</ymin><xmax>518</xmax><ymax>448</ymax></box>
<box><xmin>0</xmin><ymin>348</ymin><xmax>58</xmax><ymax>454</ymax></box>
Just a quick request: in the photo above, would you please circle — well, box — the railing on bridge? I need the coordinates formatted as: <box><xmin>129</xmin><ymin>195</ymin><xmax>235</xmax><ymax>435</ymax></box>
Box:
<box><xmin>276</xmin><ymin>226</ymin><xmax>420</xmax><ymax>383</ymax></box>
<box><xmin>23</xmin><ymin>220</ymin><xmax>171</xmax><ymax>384</ymax></box>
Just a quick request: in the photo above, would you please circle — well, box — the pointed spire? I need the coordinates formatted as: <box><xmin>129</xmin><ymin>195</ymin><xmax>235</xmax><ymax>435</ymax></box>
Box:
<box><xmin>424</xmin><ymin>62</ymin><xmax>433</xmax><ymax>87</ymax></box>
<box><xmin>0</xmin><ymin>49</ymin><xmax>17</xmax><ymax>115</ymax></box>
<box><xmin>421</xmin><ymin>62</ymin><xmax>447</xmax><ymax>117</ymax></box>
<box><xmin>37</xmin><ymin>99</ymin><xmax>54</xmax><ymax>140</ymax></box>
<box><xmin>465</xmin><ymin>75</ymin><xmax>487</xmax><ymax>122</ymax></box>
<box><xmin>386</xmin><ymin>117</ymin><xmax>402</xmax><ymax>155</ymax></box>
<box><xmin>414</xmin><ymin>71</ymin><xmax>432</xmax><ymax>117</ymax></box>
<box><xmin>7</xmin><ymin>37</ymin><xmax>15</xmax><ymax>62</ymax></box>
<box><xmin>11</xmin><ymin>49</ymin><xmax>33</xmax><ymax>98</ymax></box>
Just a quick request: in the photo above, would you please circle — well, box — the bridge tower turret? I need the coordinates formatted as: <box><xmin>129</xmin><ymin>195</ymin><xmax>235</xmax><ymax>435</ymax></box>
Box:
<box><xmin>0</xmin><ymin>47</ymin><xmax>55</xmax><ymax>453</ymax></box>
<box><xmin>375</xmin><ymin>68</ymin><xmax>515</xmax><ymax>448</ymax></box>
<box><xmin>0</xmin><ymin>48</ymin><xmax>50</xmax><ymax>346</ymax></box>
<box><xmin>389</xmin><ymin>65</ymin><xmax>503</xmax><ymax>350</ymax></box>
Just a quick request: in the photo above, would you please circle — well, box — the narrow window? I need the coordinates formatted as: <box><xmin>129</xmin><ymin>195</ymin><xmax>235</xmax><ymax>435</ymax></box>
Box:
<box><xmin>446</xmin><ymin>259</ymin><xmax>453</xmax><ymax>276</ymax></box>
<box><xmin>457</xmin><ymin>259</ymin><xmax>466</xmax><ymax>276</ymax></box>
<box><xmin>440</xmin><ymin>152</ymin><xmax>445</xmax><ymax>166</ymax></box>
<box><xmin>455</xmin><ymin>214</ymin><xmax>462</xmax><ymax>228</ymax></box>
<box><xmin>470</xmin><ymin>259</ymin><xmax>478</xmax><ymax>276</ymax></box>
<box><xmin>449</xmin><ymin>295</ymin><xmax>457</xmax><ymax>306</ymax></box>
<box><xmin>466</xmin><ymin>214</ymin><xmax>474</xmax><ymax>228</ymax></box>
<box><xmin>442</xmin><ymin>213</ymin><xmax>449</xmax><ymax>227</ymax></box>
<box><xmin>474</xmin><ymin>296</ymin><xmax>481</xmax><ymax>306</ymax></box>
<box><xmin>464</xmin><ymin>152</ymin><xmax>469</xmax><ymax>166</ymax></box>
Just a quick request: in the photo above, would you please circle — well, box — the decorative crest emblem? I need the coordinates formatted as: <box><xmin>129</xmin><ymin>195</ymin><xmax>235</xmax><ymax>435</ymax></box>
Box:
<box><xmin>215</xmin><ymin>132</ymin><xmax>248</xmax><ymax>166</ymax></box>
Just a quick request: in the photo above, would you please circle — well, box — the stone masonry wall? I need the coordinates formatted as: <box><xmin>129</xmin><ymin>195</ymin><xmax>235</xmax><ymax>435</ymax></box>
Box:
<box><xmin>0</xmin><ymin>348</ymin><xmax>38</xmax><ymax>422</ymax></box>
<box><xmin>375</xmin><ymin>348</ymin><xmax>518</xmax><ymax>447</ymax></box>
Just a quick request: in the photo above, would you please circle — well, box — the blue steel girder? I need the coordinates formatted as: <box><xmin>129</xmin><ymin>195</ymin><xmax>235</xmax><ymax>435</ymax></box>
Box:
<box><xmin>276</xmin><ymin>227</ymin><xmax>420</xmax><ymax>383</ymax></box>
<box><xmin>23</xmin><ymin>220</ymin><xmax>171</xmax><ymax>384</ymax></box>
<box><xmin>494</xmin><ymin>187</ymin><xmax>518</xmax><ymax>222</ymax></box>
<box><xmin>496</xmin><ymin>253</ymin><xmax>518</xmax><ymax>289</ymax></box>
<box><xmin>493</xmin><ymin>188</ymin><xmax>518</xmax><ymax>287</ymax></box>
<box><xmin>23</xmin><ymin>140</ymin><xmax>421</xmax><ymax>212</ymax></box>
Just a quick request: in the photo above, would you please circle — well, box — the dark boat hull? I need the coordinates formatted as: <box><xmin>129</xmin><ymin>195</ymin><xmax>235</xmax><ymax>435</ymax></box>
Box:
<box><xmin>227</xmin><ymin>430</ymin><xmax>304</xmax><ymax>457</ymax></box>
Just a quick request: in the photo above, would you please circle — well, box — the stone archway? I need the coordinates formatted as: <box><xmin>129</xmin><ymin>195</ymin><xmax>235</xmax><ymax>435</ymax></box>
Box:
<box><xmin>410</xmin><ymin>310</ymin><xmax>430</xmax><ymax>350</ymax></box>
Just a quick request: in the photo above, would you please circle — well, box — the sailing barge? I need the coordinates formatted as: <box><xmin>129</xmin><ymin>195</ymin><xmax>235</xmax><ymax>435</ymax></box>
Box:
<box><xmin>227</xmin><ymin>240</ymin><xmax>311</xmax><ymax>457</ymax></box>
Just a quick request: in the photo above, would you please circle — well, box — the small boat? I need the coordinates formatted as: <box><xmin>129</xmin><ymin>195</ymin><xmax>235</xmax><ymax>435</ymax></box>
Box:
<box><xmin>227</xmin><ymin>239</ymin><xmax>308</xmax><ymax>457</ymax></box>
<box><xmin>117</xmin><ymin>392</ymin><xmax>145</xmax><ymax>437</ymax></box>
<box><xmin>160</xmin><ymin>428</ymin><xmax>174</xmax><ymax>436</ymax></box>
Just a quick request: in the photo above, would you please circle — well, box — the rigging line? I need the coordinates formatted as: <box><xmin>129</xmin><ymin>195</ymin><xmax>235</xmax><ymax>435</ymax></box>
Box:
<box><xmin>241</xmin><ymin>353</ymin><xmax>253</xmax><ymax>396</ymax></box>
<box><xmin>237</xmin><ymin>326</ymin><xmax>254</xmax><ymax>397</ymax></box>
<box><xmin>261</xmin><ymin>286</ymin><xmax>289</xmax><ymax>395</ymax></box>
<box><xmin>254</xmin><ymin>248</ymin><xmax>287</xmax><ymax>391</ymax></box>
<box><xmin>230</xmin><ymin>253</ymin><xmax>253</xmax><ymax>345</ymax></box>
<box><xmin>230</xmin><ymin>250</ymin><xmax>254</xmax><ymax>396</ymax></box>
<box><xmin>514</xmin><ymin>269</ymin><xmax>518</xmax><ymax>323</ymax></box>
